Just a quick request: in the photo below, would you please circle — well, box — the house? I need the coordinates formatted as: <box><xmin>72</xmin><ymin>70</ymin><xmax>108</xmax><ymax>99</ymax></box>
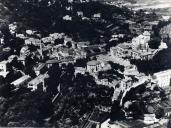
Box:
<box><xmin>20</xmin><ymin>46</ymin><xmax>30</xmax><ymax>57</ymax></box>
<box><xmin>0</xmin><ymin>60</ymin><xmax>8</xmax><ymax>72</ymax></box>
<box><xmin>0</xmin><ymin>60</ymin><xmax>9</xmax><ymax>77</ymax></box>
<box><xmin>0</xmin><ymin>36</ymin><xmax>4</xmax><ymax>44</ymax></box>
<box><xmin>11</xmin><ymin>75</ymin><xmax>31</xmax><ymax>88</ymax></box>
<box><xmin>152</xmin><ymin>69</ymin><xmax>171</xmax><ymax>89</ymax></box>
<box><xmin>25</xmin><ymin>38</ymin><xmax>41</xmax><ymax>46</ymax></box>
<box><xmin>27</xmin><ymin>73</ymin><xmax>49</xmax><ymax>92</ymax></box>
<box><xmin>75</xmin><ymin>67</ymin><xmax>86</xmax><ymax>75</ymax></box>
<box><xmin>92</xmin><ymin>13</ymin><xmax>102</xmax><ymax>19</ymax></box>
<box><xmin>18</xmin><ymin>56</ymin><xmax>26</xmax><ymax>66</ymax></box>
<box><xmin>132</xmin><ymin>31</ymin><xmax>150</xmax><ymax>50</ymax></box>
<box><xmin>143</xmin><ymin>114</ymin><xmax>157</xmax><ymax>124</ymax></box>
<box><xmin>128</xmin><ymin>22</ymin><xmax>142</xmax><ymax>35</ymax></box>
<box><xmin>131</xmin><ymin>49</ymin><xmax>155</xmax><ymax>60</ymax></box>
<box><xmin>50</xmin><ymin>33</ymin><xmax>64</xmax><ymax>40</ymax></box>
<box><xmin>46</xmin><ymin>57</ymin><xmax>75</xmax><ymax>68</ymax></box>
<box><xmin>110</xmin><ymin>43</ymin><xmax>132</xmax><ymax>58</ymax></box>
<box><xmin>77</xmin><ymin>11</ymin><xmax>84</xmax><ymax>17</ymax></box>
<box><xmin>84</xmin><ymin>45</ymin><xmax>106</xmax><ymax>57</ymax></box>
<box><xmin>26</xmin><ymin>30</ymin><xmax>37</xmax><ymax>36</ymax></box>
<box><xmin>77</xmin><ymin>41</ymin><xmax>90</xmax><ymax>49</ymax></box>
<box><xmin>16</xmin><ymin>33</ymin><xmax>27</xmax><ymax>39</ymax></box>
<box><xmin>46</xmin><ymin>59</ymin><xmax>60</xmax><ymax>68</ymax></box>
<box><xmin>124</xmin><ymin>65</ymin><xmax>139</xmax><ymax>77</ymax></box>
<box><xmin>41</xmin><ymin>37</ymin><xmax>53</xmax><ymax>44</ymax></box>
<box><xmin>34</xmin><ymin>63</ymin><xmax>47</xmax><ymax>76</ymax></box>
<box><xmin>9</xmin><ymin>22</ymin><xmax>17</xmax><ymax>35</ymax></box>
<box><xmin>87</xmin><ymin>60</ymin><xmax>101</xmax><ymax>73</ymax></box>
<box><xmin>63</xmin><ymin>15</ymin><xmax>72</xmax><ymax>21</ymax></box>
<box><xmin>75</xmin><ymin>49</ymin><xmax>87</xmax><ymax>59</ymax></box>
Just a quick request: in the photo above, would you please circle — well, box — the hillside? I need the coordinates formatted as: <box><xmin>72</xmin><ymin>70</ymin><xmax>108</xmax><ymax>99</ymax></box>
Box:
<box><xmin>0</xmin><ymin>0</ymin><xmax>135</xmax><ymax>43</ymax></box>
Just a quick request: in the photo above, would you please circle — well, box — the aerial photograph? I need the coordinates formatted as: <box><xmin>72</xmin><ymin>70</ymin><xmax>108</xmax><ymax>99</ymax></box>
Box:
<box><xmin>0</xmin><ymin>0</ymin><xmax>171</xmax><ymax>127</ymax></box>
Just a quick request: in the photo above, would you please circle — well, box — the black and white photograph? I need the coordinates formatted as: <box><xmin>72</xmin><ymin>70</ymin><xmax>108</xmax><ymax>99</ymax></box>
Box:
<box><xmin>0</xmin><ymin>0</ymin><xmax>171</xmax><ymax>127</ymax></box>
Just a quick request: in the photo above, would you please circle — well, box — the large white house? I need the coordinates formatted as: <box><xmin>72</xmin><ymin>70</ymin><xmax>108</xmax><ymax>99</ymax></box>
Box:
<box><xmin>153</xmin><ymin>70</ymin><xmax>171</xmax><ymax>89</ymax></box>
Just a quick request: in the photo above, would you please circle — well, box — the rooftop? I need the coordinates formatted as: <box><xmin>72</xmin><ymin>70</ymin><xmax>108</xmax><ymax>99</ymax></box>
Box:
<box><xmin>87</xmin><ymin>60</ymin><xmax>101</xmax><ymax>66</ymax></box>
<box><xmin>0</xmin><ymin>60</ymin><xmax>8</xmax><ymax>64</ymax></box>
<box><xmin>11</xmin><ymin>75</ymin><xmax>31</xmax><ymax>87</ymax></box>
<box><xmin>28</xmin><ymin>73</ymin><xmax>49</xmax><ymax>85</ymax></box>
<box><xmin>117</xmin><ymin>43</ymin><xmax>131</xmax><ymax>49</ymax></box>
<box><xmin>75</xmin><ymin>67</ymin><xmax>86</xmax><ymax>71</ymax></box>
<box><xmin>34</xmin><ymin>63</ymin><xmax>46</xmax><ymax>71</ymax></box>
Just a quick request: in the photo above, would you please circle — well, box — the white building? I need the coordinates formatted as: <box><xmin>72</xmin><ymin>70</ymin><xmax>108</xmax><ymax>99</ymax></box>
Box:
<box><xmin>25</xmin><ymin>38</ymin><xmax>41</xmax><ymax>46</ymax></box>
<box><xmin>87</xmin><ymin>60</ymin><xmax>101</xmax><ymax>73</ymax></box>
<box><xmin>143</xmin><ymin>114</ymin><xmax>158</xmax><ymax>125</ymax></box>
<box><xmin>153</xmin><ymin>70</ymin><xmax>171</xmax><ymax>89</ymax></box>
<box><xmin>0</xmin><ymin>60</ymin><xmax>9</xmax><ymax>77</ymax></box>
<box><xmin>75</xmin><ymin>67</ymin><xmax>86</xmax><ymax>75</ymax></box>
<box><xmin>11</xmin><ymin>75</ymin><xmax>31</xmax><ymax>88</ymax></box>
<box><xmin>9</xmin><ymin>22</ymin><xmax>17</xmax><ymax>35</ymax></box>
<box><xmin>27</xmin><ymin>73</ymin><xmax>49</xmax><ymax>92</ymax></box>
<box><xmin>132</xmin><ymin>31</ymin><xmax>150</xmax><ymax>50</ymax></box>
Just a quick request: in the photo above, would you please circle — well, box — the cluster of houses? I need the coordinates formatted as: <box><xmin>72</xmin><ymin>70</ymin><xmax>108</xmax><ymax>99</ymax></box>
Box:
<box><xmin>0</xmin><ymin>58</ymin><xmax>49</xmax><ymax>92</ymax></box>
<box><xmin>110</xmin><ymin>31</ymin><xmax>167</xmax><ymax>61</ymax></box>
<box><xmin>0</xmin><ymin>21</ymin><xmax>109</xmax><ymax>92</ymax></box>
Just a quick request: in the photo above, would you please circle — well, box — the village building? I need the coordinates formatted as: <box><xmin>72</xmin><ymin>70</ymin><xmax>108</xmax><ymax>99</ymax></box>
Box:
<box><xmin>143</xmin><ymin>114</ymin><xmax>158</xmax><ymax>124</ymax></box>
<box><xmin>76</xmin><ymin>41</ymin><xmax>90</xmax><ymax>49</ymax></box>
<box><xmin>11</xmin><ymin>75</ymin><xmax>31</xmax><ymax>88</ymax></box>
<box><xmin>0</xmin><ymin>36</ymin><xmax>4</xmax><ymax>45</ymax></box>
<box><xmin>63</xmin><ymin>15</ymin><xmax>72</xmax><ymax>21</ymax></box>
<box><xmin>127</xmin><ymin>21</ymin><xmax>142</xmax><ymax>35</ymax></box>
<box><xmin>74</xmin><ymin>49</ymin><xmax>87</xmax><ymax>59</ymax></box>
<box><xmin>96</xmin><ymin>78</ymin><xmax>119</xmax><ymax>88</ymax></box>
<box><xmin>0</xmin><ymin>60</ymin><xmax>9</xmax><ymax>77</ymax></box>
<box><xmin>87</xmin><ymin>60</ymin><xmax>102</xmax><ymax>73</ymax></box>
<box><xmin>25</xmin><ymin>38</ymin><xmax>41</xmax><ymax>46</ymax></box>
<box><xmin>77</xmin><ymin>11</ymin><xmax>84</xmax><ymax>17</ymax></box>
<box><xmin>110</xmin><ymin>43</ymin><xmax>132</xmax><ymax>59</ymax></box>
<box><xmin>46</xmin><ymin>57</ymin><xmax>75</xmax><ymax>68</ymax></box>
<box><xmin>92</xmin><ymin>13</ymin><xmax>102</xmax><ymax>20</ymax></box>
<box><xmin>131</xmin><ymin>49</ymin><xmax>157</xmax><ymax>60</ymax></box>
<box><xmin>50</xmin><ymin>33</ymin><xmax>64</xmax><ymax>41</ymax></box>
<box><xmin>41</xmin><ymin>37</ymin><xmax>53</xmax><ymax>44</ymax></box>
<box><xmin>124</xmin><ymin>65</ymin><xmax>139</xmax><ymax>77</ymax></box>
<box><xmin>132</xmin><ymin>31</ymin><xmax>150</xmax><ymax>50</ymax></box>
<box><xmin>74</xmin><ymin>67</ymin><xmax>86</xmax><ymax>75</ymax></box>
<box><xmin>18</xmin><ymin>56</ymin><xmax>26</xmax><ymax>66</ymax></box>
<box><xmin>16</xmin><ymin>33</ymin><xmax>27</xmax><ymax>39</ymax></box>
<box><xmin>20</xmin><ymin>46</ymin><xmax>30</xmax><ymax>57</ymax></box>
<box><xmin>152</xmin><ymin>69</ymin><xmax>171</xmax><ymax>89</ymax></box>
<box><xmin>27</xmin><ymin>73</ymin><xmax>49</xmax><ymax>92</ymax></box>
<box><xmin>26</xmin><ymin>30</ymin><xmax>37</xmax><ymax>36</ymax></box>
<box><xmin>34</xmin><ymin>63</ymin><xmax>47</xmax><ymax>76</ymax></box>
<box><xmin>9</xmin><ymin>22</ymin><xmax>17</xmax><ymax>35</ymax></box>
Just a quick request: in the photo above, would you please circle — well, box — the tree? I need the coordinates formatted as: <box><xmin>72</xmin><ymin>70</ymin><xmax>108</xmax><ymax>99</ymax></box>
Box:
<box><xmin>110</xmin><ymin>101</ymin><xmax>125</xmax><ymax>121</ymax></box>
<box><xmin>155</xmin><ymin>107</ymin><xmax>165</xmax><ymax>119</ymax></box>
<box><xmin>0</xmin><ymin>91</ymin><xmax>54</xmax><ymax>126</ymax></box>
<box><xmin>25</xmin><ymin>55</ymin><xmax>36</xmax><ymax>77</ymax></box>
<box><xmin>0</xmin><ymin>83</ymin><xmax>14</xmax><ymax>98</ymax></box>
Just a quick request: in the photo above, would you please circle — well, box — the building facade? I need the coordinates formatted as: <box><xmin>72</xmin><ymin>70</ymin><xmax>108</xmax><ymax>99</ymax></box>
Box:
<box><xmin>153</xmin><ymin>70</ymin><xmax>171</xmax><ymax>89</ymax></box>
